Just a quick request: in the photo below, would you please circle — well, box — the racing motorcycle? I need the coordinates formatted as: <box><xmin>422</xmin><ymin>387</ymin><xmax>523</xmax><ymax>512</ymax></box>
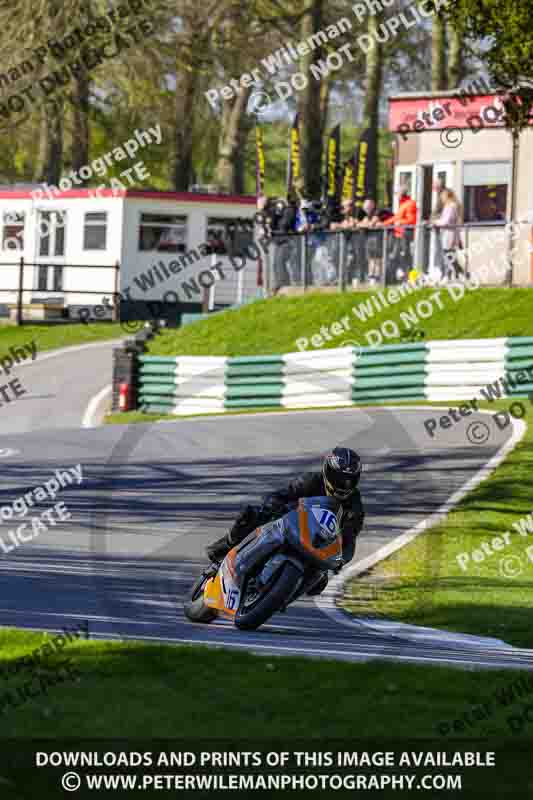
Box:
<box><xmin>184</xmin><ymin>496</ymin><xmax>343</xmax><ymax>631</ymax></box>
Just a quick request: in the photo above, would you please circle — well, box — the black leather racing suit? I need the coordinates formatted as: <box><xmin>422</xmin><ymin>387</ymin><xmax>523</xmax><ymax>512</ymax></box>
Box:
<box><xmin>228</xmin><ymin>471</ymin><xmax>365</xmax><ymax>566</ymax></box>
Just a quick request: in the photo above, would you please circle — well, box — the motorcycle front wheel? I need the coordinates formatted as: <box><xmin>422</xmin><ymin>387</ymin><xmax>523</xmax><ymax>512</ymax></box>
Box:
<box><xmin>235</xmin><ymin>561</ymin><xmax>302</xmax><ymax>631</ymax></box>
<box><xmin>184</xmin><ymin>571</ymin><xmax>218</xmax><ymax>624</ymax></box>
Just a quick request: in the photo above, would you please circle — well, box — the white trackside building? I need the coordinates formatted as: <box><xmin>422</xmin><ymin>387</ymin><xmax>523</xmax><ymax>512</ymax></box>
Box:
<box><xmin>0</xmin><ymin>187</ymin><xmax>260</xmax><ymax>319</ymax></box>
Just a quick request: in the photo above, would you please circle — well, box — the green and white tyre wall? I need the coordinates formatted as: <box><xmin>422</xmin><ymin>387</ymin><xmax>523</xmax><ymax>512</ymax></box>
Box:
<box><xmin>137</xmin><ymin>337</ymin><xmax>533</xmax><ymax>415</ymax></box>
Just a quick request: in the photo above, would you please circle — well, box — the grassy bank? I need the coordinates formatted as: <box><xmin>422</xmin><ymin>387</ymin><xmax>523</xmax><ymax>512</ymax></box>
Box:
<box><xmin>0</xmin><ymin>626</ymin><xmax>530</xmax><ymax>740</ymax></box>
<box><xmin>146</xmin><ymin>287</ymin><xmax>533</xmax><ymax>357</ymax></box>
<box><xmin>0</xmin><ymin>323</ymin><xmax>123</xmax><ymax>355</ymax></box>
<box><xmin>344</xmin><ymin>398</ymin><xmax>533</xmax><ymax>649</ymax></box>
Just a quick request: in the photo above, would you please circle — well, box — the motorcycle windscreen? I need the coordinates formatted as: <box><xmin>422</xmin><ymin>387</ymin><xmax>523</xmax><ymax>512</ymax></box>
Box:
<box><xmin>204</xmin><ymin>547</ymin><xmax>241</xmax><ymax>617</ymax></box>
<box><xmin>284</xmin><ymin>496</ymin><xmax>343</xmax><ymax>568</ymax></box>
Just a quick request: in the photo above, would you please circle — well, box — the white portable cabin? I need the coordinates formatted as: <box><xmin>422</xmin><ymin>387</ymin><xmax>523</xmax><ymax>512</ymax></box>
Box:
<box><xmin>0</xmin><ymin>187</ymin><xmax>259</xmax><ymax>317</ymax></box>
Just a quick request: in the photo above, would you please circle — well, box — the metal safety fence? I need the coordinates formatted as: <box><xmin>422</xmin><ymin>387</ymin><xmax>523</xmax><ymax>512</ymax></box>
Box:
<box><xmin>262</xmin><ymin>221</ymin><xmax>532</xmax><ymax>293</ymax></box>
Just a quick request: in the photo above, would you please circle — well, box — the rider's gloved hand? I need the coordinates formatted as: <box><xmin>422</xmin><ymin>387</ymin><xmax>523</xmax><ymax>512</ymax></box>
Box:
<box><xmin>260</xmin><ymin>497</ymin><xmax>288</xmax><ymax>521</ymax></box>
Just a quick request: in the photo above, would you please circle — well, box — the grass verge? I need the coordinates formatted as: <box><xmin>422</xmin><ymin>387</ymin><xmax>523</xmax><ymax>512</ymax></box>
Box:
<box><xmin>0</xmin><ymin>626</ymin><xmax>531</xmax><ymax>739</ymax></box>
<box><xmin>0</xmin><ymin>323</ymin><xmax>123</xmax><ymax>356</ymax></box>
<box><xmin>146</xmin><ymin>288</ymin><xmax>533</xmax><ymax>357</ymax></box>
<box><xmin>1</xmin><ymin>628</ymin><xmax>532</xmax><ymax>798</ymax></box>
<box><xmin>343</xmin><ymin>399</ymin><xmax>533</xmax><ymax>649</ymax></box>
<box><xmin>104</xmin><ymin>405</ymin><xmax>355</xmax><ymax>425</ymax></box>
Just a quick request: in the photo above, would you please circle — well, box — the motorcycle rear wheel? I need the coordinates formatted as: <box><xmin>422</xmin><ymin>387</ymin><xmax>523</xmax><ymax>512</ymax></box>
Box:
<box><xmin>235</xmin><ymin>561</ymin><xmax>302</xmax><ymax>631</ymax></box>
<box><xmin>184</xmin><ymin>571</ymin><xmax>218</xmax><ymax>624</ymax></box>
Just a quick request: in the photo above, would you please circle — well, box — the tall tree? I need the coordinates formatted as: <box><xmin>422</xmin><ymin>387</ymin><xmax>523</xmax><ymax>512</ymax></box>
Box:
<box><xmin>447</xmin><ymin>21</ymin><xmax>465</xmax><ymax>88</ymax></box>
<box><xmin>213</xmin><ymin>87</ymin><xmax>253</xmax><ymax>191</ymax></box>
<box><xmin>431</xmin><ymin>16</ymin><xmax>447</xmax><ymax>91</ymax></box>
<box><xmin>174</xmin><ymin>66</ymin><xmax>201</xmax><ymax>190</ymax></box>
<box><xmin>39</xmin><ymin>99</ymin><xmax>64</xmax><ymax>185</ymax></box>
<box><xmin>70</xmin><ymin>71</ymin><xmax>90</xmax><ymax>179</ymax></box>
<box><xmin>66</xmin><ymin>0</ymin><xmax>99</xmax><ymax>180</ymax></box>
<box><xmin>233</xmin><ymin>112</ymin><xmax>254</xmax><ymax>195</ymax></box>
<box><xmin>173</xmin><ymin>0</ymin><xmax>240</xmax><ymax>190</ymax></box>
<box><xmin>297</xmin><ymin>0</ymin><xmax>326</xmax><ymax>199</ymax></box>
<box><xmin>439</xmin><ymin>0</ymin><xmax>533</xmax><ymax>89</ymax></box>
<box><xmin>362</xmin><ymin>12</ymin><xmax>383</xmax><ymax>202</ymax></box>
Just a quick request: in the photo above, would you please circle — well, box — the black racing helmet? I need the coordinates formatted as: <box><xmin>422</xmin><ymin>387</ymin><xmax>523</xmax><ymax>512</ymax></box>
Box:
<box><xmin>322</xmin><ymin>447</ymin><xmax>361</xmax><ymax>501</ymax></box>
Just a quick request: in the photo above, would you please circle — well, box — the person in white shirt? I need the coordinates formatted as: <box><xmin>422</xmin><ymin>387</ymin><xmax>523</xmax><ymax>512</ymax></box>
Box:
<box><xmin>434</xmin><ymin>189</ymin><xmax>464</xmax><ymax>280</ymax></box>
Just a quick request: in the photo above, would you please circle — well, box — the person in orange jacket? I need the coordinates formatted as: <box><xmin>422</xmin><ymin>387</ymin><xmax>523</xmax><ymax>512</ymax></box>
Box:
<box><xmin>378</xmin><ymin>182</ymin><xmax>418</xmax><ymax>280</ymax></box>
<box><xmin>381</xmin><ymin>183</ymin><xmax>418</xmax><ymax>238</ymax></box>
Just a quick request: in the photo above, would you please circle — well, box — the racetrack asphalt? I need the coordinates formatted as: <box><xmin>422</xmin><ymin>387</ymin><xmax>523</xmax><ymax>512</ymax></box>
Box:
<box><xmin>0</xmin><ymin>347</ymin><xmax>532</xmax><ymax>671</ymax></box>
<box><xmin>0</xmin><ymin>338</ymin><xmax>117</xmax><ymax>435</ymax></box>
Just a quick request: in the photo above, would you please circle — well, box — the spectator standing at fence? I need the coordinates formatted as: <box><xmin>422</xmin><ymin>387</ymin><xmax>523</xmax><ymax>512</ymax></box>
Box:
<box><xmin>379</xmin><ymin>183</ymin><xmax>418</xmax><ymax>282</ymax></box>
<box><xmin>345</xmin><ymin>199</ymin><xmax>374</xmax><ymax>285</ymax></box>
<box><xmin>356</xmin><ymin>199</ymin><xmax>385</xmax><ymax>285</ymax></box>
<box><xmin>434</xmin><ymin>188</ymin><xmax>464</xmax><ymax>281</ymax></box>
<box><xmin>380</xmin><ymin>183</ymin><xmax>417</xmax><ymax>235</ymax></box>
<box><xmin>270</xmin><ymin>194</ymin><xmax>298</xmax><ymax>293</ymax></box>
<box><xmin>297</xmin><ymin>199</ymin><xmax>324</xmax><ymax>286</ymax></box>
<box><xmin>356</xmin><ymin>198</ymin><xmax>376</xmax><ymax>224</ymax></box>
<box><xmin>429</xmin><ymin>177</ymin><xmax>446</xmax><ymax>280</ymax></box>
<box><xmin>329</xmin><ymin>199</ymin><xmax>356</xmax><ymax>231</ymax></box>
<box><xmin>431</xmin><ymin>178</ymin><xmax>446</xmax><ymax>219</ymax></box>
<box><xmin>327</xmin><ymin>199</ymin><xmax>358</xmax><ymax>286</ymax></box>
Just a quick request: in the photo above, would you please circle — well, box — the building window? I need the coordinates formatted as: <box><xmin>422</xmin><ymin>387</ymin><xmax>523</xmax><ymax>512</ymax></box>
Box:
<box><xmin>2</xmin><ymin>212</ymin><xmax>24</xmax><ymax>251</ymax></box>
<box><xmin>39</xmin><ymin>211</ymin><xmax>66</xmax><ymax>257</ymax></box>
<box><xmin>205</xmin><ymin>217</ymin><xmax>254</xmax><ymax>257</ymax></box>
<box><xmin>138</xmin><ymin>213</ymin><xmax>187</xmax><ymax>253</ymax></box>
<box><xmin>463</xmin><ymin>161</ymin><xmax>510</xmax><ymax>223</ymax></box>
<box><xmin>398</xmin><ymin>171</ymin><xmax>414</xmax><ymax>198</ymax></box>
<box><xmin>83</xmin><ymin>212</ymin><xmax>107</xmax><ymax>250</ymax></box>
<box><xmin>393</xmin><ymin>168</ymin><xmax>415</xmax><ymax>211</ymax></box>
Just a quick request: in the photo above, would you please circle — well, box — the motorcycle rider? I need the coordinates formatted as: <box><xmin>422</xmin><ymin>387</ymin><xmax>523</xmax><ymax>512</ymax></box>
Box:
<box><xmin>206</xmin><ymin>447</ymin><xmax>364</xmax><ymax>596</ymax></box>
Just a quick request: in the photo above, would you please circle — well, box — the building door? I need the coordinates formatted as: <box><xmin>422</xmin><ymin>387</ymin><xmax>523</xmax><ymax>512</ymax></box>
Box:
<box><xmin>391</xmin><ymin>166</ymin><xmax>416</xmax><ymax>282</ymax></box>
<box><xmin>414</xmin><ymin>163</ymin><xmax>455</xmax><ymax>276</ymax></box>
<box><xmin>34</xmin><ymin>211</ymin><xmax>67</xmax><ymax>298</ymax></box>
<box><xmin>415</xmin><ymin>165</ymin><xmax>433</xmax><ymax>273</ymax></box>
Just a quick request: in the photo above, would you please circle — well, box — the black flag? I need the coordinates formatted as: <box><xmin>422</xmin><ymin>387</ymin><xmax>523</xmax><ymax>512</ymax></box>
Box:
<box><xmin>353</xmin><ymin>126</ymin><xmax>378</xmax><ymax>208</ymax></box>
<box><xmin>287</xmin><ymin>114</ymin><xmax>301</xmax><ymax>199</ymax></box>
<box><xmin>326</xmin><ymin>124</ymin><xmax>342</xmax><ymax>202</ymax></box>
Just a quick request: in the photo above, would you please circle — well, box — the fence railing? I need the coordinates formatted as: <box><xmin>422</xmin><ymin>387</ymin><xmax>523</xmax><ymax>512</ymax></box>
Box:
<box><xmin>263</xmin><ymin>221</ymin><xmax>533</xmax><ymax>293</ymax></box>
<box><xmin>0</xmin><ymin>258</ymin><xmax>120</xmax><ymax>324</ymax></box>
